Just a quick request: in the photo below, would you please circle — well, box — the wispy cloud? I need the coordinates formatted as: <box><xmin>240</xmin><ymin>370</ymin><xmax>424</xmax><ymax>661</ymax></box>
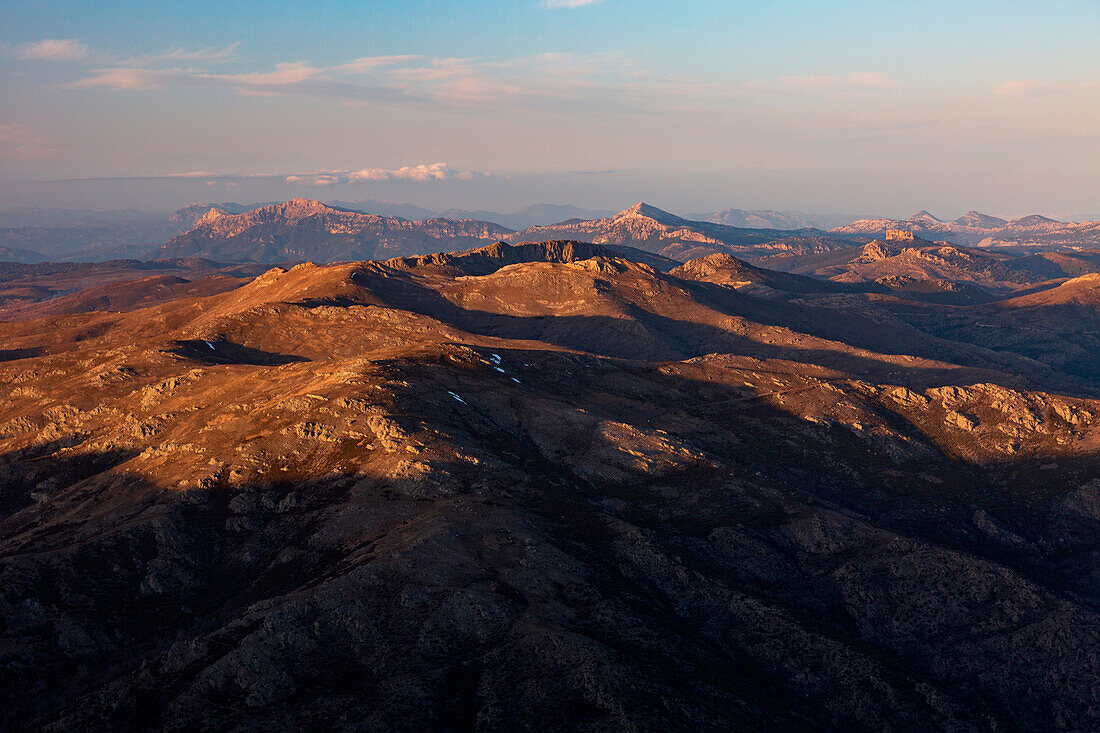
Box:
<box><xmin>543</xmin><ymin>0</ymin><xmax>605</xmax><ymax>7</ymax></box>
<box><xmin>15</xmin><ymin>39</ymin><xmax>89</xmax><ymax>61</ymax></box>
<box><xmin>994</xmin><ymin>79</ymin><xmax>1099</xmax><ymax>97</ymax></box>
<box><xmin>286</xmin><ymin>163</ymin><xmax>486</xmax><ymax>185</ymax></box>
<box><xmin>30</xmin><ymin>39</ymin><xmax>895</xmax><ymax>113</ymax></box>
<box><xmin>124</xmin><ymin>42</ymin><xmax>241</xmax><ymax>66</ymax></box>
<box><xmin>10</xmin><ymin>38</ymin><xmax>239</xmax><ymax>66</ymax></box>
<box><xmin>0</xmin><ymin>123</ymin><xmax>60</xmax><ymax>160</ymax></box>
<box><xmin>65</xmin><ymin>67</ymin><xmax>184</xmax><ymax>91</ymax></box>
<box><xmin>74</xmin><ymin>164</ymin><xmax>488</xmax><ymax>185</ymax></box>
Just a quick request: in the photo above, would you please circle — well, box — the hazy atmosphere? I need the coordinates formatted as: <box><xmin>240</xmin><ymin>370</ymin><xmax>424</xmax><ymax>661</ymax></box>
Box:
<box><xmin>3</xmin><ymin>0</ymin><xmax>1099</xmax><ymax>216</ymax></box>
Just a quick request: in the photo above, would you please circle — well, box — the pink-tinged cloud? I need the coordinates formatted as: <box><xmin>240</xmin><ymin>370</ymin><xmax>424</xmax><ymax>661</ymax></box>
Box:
<box><xmin>0</xmin><ymin>124</ymin><xmax>60</xmax><ymax>160</ymax></box>
<box><xmin>15</xmin><ymin>38</ymin><xmax>240</xmax><ymax>67</ymax></box>
<box><xmin>201</xmin><ymin>61</ymin><xmax>323</xmax><ymax>86</ymax></box>
<box><xmin>780</xmin><ymin>72</ymin><xmax>893</xmax><ymax>90</ymax></box>
<box><xmin>339</xmin><ymin>55</ymin><xmax>427</xmax><ymax>73</ymax></box>
<box><xmin>15</xmin><ymin>39</ymin><xmax>89</xmax><ymax>61</ymax></box>
<box><xmin>64</xmin><ymin>68</ymin><xmax>184</xmax><ymax>90</ymax></box>
<box><xmin>55</xmin><ymin>47</ymin><xmax>895</xmax><ymax>114</ymax></box>
<box><xmin>286</xmin><ymin>163</ymin><xmax>485</xmax><ymax>186</ymax></box>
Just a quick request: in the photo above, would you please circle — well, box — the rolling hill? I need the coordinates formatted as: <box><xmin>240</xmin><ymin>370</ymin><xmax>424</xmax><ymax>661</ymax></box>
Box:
<box><xmin>3</xmin><ymin>241</ymin><xmax>1100</xmax><ymax>729</ymax></box>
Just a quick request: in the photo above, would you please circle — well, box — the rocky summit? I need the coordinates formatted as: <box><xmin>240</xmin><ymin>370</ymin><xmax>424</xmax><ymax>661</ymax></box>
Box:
<box><xmin>3</xmin><ymin>240</ymin><xmax>1100</xmax><ymax>730</ymax></box>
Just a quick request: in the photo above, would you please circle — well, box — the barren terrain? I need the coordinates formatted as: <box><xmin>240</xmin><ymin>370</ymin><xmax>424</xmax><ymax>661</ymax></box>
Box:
<box><xmin>3</xmin><ymin>239</ymin><xmax>1100</xmax><ymax>729</ymax></box>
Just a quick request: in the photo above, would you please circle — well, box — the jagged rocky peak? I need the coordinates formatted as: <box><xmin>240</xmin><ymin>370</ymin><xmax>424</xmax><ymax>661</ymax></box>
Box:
<box><xmin>198</xmin><ymin>207</ymin><xmax>229</xmax><ymax>225</ymax></box>
<box><xmin>858</xmin><ymin>240</ymin><xmax>906</xmax><ymax>262</ymax></box>
<box><xmin>271</xmin><ymin>198</ymin><xmax>343</xmax><ymax>218</ymax></box>
<box><xmin>675</xmin><ymin>252</ymin><xmax>752</xmax><ymax>275</ymax></box>
<box><xmin>617</xmin><ymin>202</ymin><xmax>686</xmax><ymax>225</ymax></box>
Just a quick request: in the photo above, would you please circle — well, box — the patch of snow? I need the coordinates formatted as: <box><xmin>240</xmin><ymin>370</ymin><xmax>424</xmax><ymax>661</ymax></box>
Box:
<box><xmin>493</xmin><ymin>367</ymin><xmax>505</xmax><ymax>373</ymax></box>
<box><xmin>203</xmin><ymin>340</ymin><xmax>216</xmax><ymax>350</ymax></box>
<box><xmin>488</xmin><ymin>353</ymin><xmax>502</xmax><ymax>365</ymax></box>
<box><xmin>511</xmin><ymin>378</ymin><xmax>521</xmax><ymax>384</ymax></box>
<box><xmin>447</xmin><ymin>391</ymin><xmax>466</xmax><ymax>404</ymax></box>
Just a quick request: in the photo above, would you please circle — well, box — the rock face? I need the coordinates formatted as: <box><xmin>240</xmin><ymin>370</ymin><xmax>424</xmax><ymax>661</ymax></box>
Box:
<box><xmin>507</xmin><ymin>202</ymin><xmax>814</xmax><ymax>261</ymax></box>
<box><xmin>2</xmin><ymin>241</ymin><xmax>1100</xmax><ymax>730</ymax></box>
<box><xmin>157</xmin><ymin>199</ymin><xmax>515</xmax><ymax>263</ymax></box>
<box><xmin>833</xmin><ymin>210</ymin><xmax>1100</xmax><ymax>248</ymax></box>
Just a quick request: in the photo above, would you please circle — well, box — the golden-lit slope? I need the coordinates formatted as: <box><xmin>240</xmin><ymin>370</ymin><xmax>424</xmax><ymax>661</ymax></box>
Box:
<box><xmin>4</xmin><ymin>242</ymin><xmax>1100</xmax><ymax>730</ymax></box>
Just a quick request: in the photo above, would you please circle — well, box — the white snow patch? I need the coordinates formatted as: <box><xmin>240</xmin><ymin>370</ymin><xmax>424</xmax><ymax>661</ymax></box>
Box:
<box><xmin>488</xmin><ymin>353</ymin><xmax>502</xmax><ymax>365</ymax></box>
<box><xmin>203</xmin><ymin>340</ymin><xmax>216</xmax><ymax>350</ymax></box>
<box><xmin>493</xmin><ymin>367</ymin><xmax>505</xmax><ymax>373</ymax></box>
<box><xmin>447</xmin><ymin>391</ymin><xmax>466</xmax><ymax>404</ymax></box>
<box><xmin>511</xmin><ymin>378</ymin><xmax>521</xmax><ymax>384</ymax></box>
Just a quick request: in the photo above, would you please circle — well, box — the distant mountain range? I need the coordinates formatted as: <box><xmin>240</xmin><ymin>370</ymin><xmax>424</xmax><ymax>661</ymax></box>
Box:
<box><xmin>833</xmin><ymin>210</ymin><xmax>1100</xmax><ymax>248</ymax></box>
<box><xmin>169</xmin><ymin>201</ymin><xmax>612</xmax><ymax>232</ymax></box>
<box><xmin>439</xmin><ymin>203</ymin><xmax>614</xmax><ymax>229</ymax></box>
<box><xmin>503</xmin><ymin>202</ymin><xmax>837</xmax><ymax>261</ymax></box>
<box><xmin>7</xmin><ymin>201</ymin><xmax>1100</xmax><ymax>264</ymax></box>
<box><xmin>156</xmin><ymin>200</ymin><xmax>843</xmax><ymax>264</ymax></box>
<box><xmin>157</xmin><ymin>199</ymin><xmax>514</xmax><ymax>262</ymax></box>
<box><xmin>698</xmin><ymin>208</ymin><xmax>858</xmax><ymax>230</ymax></box>
<box><xmin>0</xmin><ymin>206</ymin><xmax>166</xmax><ymax>228</ymax></box>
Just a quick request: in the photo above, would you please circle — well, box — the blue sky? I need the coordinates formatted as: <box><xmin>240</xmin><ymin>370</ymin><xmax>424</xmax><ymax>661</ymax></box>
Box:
<box><xmin>2</xmin><ymin>0</ymin><xmax>1098</xmax><ymax>216</ymax></box>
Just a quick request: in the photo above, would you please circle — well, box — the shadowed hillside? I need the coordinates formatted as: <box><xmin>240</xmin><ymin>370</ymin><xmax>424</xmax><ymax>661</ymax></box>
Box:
<box><xmin>3</xmin><ymin>242</ymin><xmax>1100</xmax><ymax>730</ymax></box>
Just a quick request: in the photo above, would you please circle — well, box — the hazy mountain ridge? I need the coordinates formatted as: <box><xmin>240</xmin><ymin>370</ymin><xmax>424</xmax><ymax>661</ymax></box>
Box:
<box><xmin>157</xmin><ymin>198</ymin><xmax>514</xmax><ymax>263</ymax></box>
<box><xmin>701</xmin><ymin>208</ymin><xmax>857</xmax><ymax>230</ymax></box>
<box><xmin>439</xmin><ymin>203</ymin><xmax>614</xmax><ymax>229</ymax></box>
<box><xmin>9</xmin><ymin>200</ymin><xmax>1100</xmax><ymax>265</ymax></box>
<box><xmin>172</xmin><ymin>201</ymin><xmax>614</xmax><ymax>231</ymax></box>
<box><xmin>834</xmin><ymin>210</ymin><xmax>1100</xmax><ymax>248</ymax></box>
<box><xmin>505</xmin><ymin>202</ymin><xmax>831</xmax><ymax>261</ymax></box>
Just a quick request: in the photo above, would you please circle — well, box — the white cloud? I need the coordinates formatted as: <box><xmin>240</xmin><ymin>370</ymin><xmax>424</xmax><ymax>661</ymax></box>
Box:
<box><xmin>81</xmin><ymin>165</ymin><xmax>488</xmax><ymax>184</ymax></box>
<box><xmin>286</xmin><ymin>163</ymin><xmax>485</xmax><ymax>186</ymax></box>
<box><xmin>15</xmin><ymin>39</ymin><xmax>89</xmax><ymax>61</ymax></box>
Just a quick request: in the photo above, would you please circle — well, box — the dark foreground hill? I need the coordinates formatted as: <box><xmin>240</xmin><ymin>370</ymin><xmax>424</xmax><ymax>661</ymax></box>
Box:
<box><xmin>3</xmin><ymin>242</ymin><xmax>1100</xmax><ymax>730</ymax></box>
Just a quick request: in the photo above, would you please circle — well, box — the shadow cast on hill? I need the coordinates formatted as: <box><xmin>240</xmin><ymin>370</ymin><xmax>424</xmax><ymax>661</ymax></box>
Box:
<box><xmin>169</xmin><ymin>339</ymin><xmax>311</xmax><ymax>366</ymax></box>
<box><xmin>0</xmin><ymin>347</ymin><xmax>41</xmax><ymax>362</ymax></box>
<box><xmin>4</xmin><ymin>353</ymin><xmax>1100</xmax><ymax>730</ymax></box>
<box><xmin>350</xmin><ymin>268</ymin><xmax>1085</xmax><ymax>395</ymax></box>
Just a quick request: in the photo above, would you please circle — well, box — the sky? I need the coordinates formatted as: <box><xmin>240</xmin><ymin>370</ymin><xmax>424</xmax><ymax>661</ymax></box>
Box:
<box><xmin>1</xmin><ymin>0</ymin><xmax>1099</xmax><ymax>218</ymax></box>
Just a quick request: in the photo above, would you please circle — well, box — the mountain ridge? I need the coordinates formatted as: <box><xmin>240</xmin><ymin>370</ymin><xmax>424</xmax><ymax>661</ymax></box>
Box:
<box><xmin>156</xmin><ymin>199</ymin><xmax>514</xmax><ymax>263</ymax></box>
